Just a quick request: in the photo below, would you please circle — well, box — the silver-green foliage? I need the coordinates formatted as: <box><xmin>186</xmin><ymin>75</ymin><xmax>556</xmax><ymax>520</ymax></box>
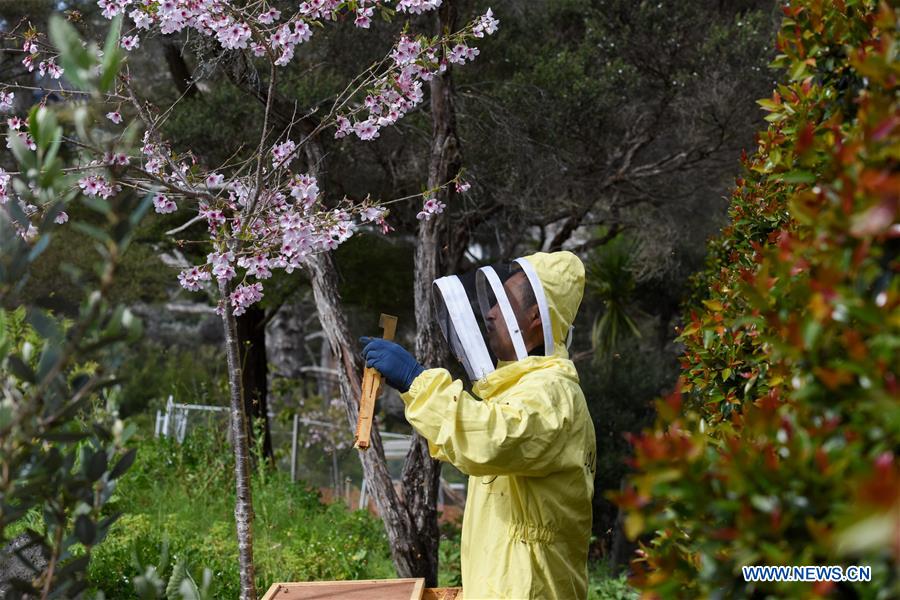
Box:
<box><xmin>0</xmin><ymin>14</ymin><xmax>144</xmax><ymax>599</ymax></box>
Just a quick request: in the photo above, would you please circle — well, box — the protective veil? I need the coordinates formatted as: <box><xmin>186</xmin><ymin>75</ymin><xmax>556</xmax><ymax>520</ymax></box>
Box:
<box><xmin>432</xmin><ymin>257</ymin><xmax>573</xmax><ymax>381</ymax></box>
<box><xmin>402</xmin><ymin>251</ymin><xmax>596</xmax><ymax>600</ymax></box>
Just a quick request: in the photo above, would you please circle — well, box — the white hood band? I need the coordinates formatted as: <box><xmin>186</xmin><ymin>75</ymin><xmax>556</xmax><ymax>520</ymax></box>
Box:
<box><xmin>433</xmin><ymin>276</ymin><xmax>494</xmax><ymax>380</ymax></box>
<box><xmin>476</xmin><ymin>266</ymin><xmax>529</xmax><ymax>361</ymax></box>
<box><xmin>513</xmin><ymin>257</ymin><xmax>555</xmax><ymax>355</ymax></box>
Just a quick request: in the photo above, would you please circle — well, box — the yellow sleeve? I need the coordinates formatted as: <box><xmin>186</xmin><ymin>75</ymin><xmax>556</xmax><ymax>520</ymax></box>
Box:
<box><xmin>400</xmin><ymin>368</ymin><xmax>573</xmax><ymax>477</ymax></box>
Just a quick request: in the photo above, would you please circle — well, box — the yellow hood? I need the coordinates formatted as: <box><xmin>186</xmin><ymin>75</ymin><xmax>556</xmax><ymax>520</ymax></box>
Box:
<box><xmin>520</xmin><ymin>250</ymin><xmax>586</xmax><ymax>353</ymax></box>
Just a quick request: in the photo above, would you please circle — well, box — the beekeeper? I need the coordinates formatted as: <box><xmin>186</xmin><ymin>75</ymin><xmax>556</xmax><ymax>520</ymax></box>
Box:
<box><xmin>360</xmin><ymin>251</ymin><xmax>596</xmax><ymax>600</ymax></box>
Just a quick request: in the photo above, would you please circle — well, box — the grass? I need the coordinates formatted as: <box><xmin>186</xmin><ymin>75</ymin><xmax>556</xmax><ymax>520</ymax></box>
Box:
<box><xmin>89</xmin><ymin>431</ymin><xmax>394</xmax><ymax>597</ymax></box>
<box><xmin>82</xmin><ymin>427</ymin><xmax>634</xmax><ymax>598</ymax></box>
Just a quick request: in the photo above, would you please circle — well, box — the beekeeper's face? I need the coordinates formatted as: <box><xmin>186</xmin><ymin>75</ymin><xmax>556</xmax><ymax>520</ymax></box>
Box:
<box><xmin>432</xmin><ymin>257</ymin><xmax>553</xmax><ymax>381</ymax></box>
<box><xmin>484</xmin><ymin>272</ymin><xmax>541</xmax><ymax>361</ymax></box>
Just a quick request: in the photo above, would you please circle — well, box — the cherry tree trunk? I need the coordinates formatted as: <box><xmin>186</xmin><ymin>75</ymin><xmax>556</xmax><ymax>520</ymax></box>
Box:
<box><xmin>219</xmin><ymin>279</ymin><xmax>257</xmax><ymax>600</ymax></box>
<box><xmin>400</xmin><ymin>0</ymin><xmax>462</xmax><ymax>586</ymax></box>
<box><xmin>298</xmin><ymin>133</ymin><xmax>431</xmax><ymax>580</ymax></box>
<box><xmin>292</xmin><ymin>3</ymin><xmax>462</xmax><ymax>581</ymax></box>
<box><xmin>303</xmin><ymin>253</ymin><xmax>430</xmax><ymax>577</ymax></box>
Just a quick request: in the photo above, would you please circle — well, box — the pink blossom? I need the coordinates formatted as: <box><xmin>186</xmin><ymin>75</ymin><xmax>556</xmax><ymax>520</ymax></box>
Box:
<box><xmin>360</xmin><ymin>206</ymin><xmax>384</xmax><ymax>222</ymax></box>
<box><xmin>78</xmin><ymin>175</ymin><xmax>116</xmax><ymax>198</ymax></box>
<box><xmin>152</xmin><ymin>192</ymin><xmax>177</xmax><ymax>213</ymax></box>
<box><xmin>55</xmin><ymin>211</ymin><xmax>69</xmax><ymax>224</ymax></box>
<box><xmin>377</xmin><ymin>109</ymin><xmax>401</xmax><ymax>127</ymax></box>
<box><xmin>258</xmin><ymin>8</ymin><xmax>281</xmax><ymax>24</ymax></box>
<box><xmin>355</xmin><ymin>7</ymin><xmax>373</xmax><ymax>28</ymax></box>
<box><xmin>230</xmin><ymin>282</ymin><xmax>264</xmax><ymax>315</ymax></box>
<box><xmin>0</xmin><ymin>91</ymin><xmax>14</xmax><ymax>112</ymax></box>
<box><xmin>274</xmin><ymin>47</ymin><xmax>294</xmax><ymax>66</ymax></box>
<box><xmin>199</xmin><ymin>204</ymin><xmax>226</xmax><ymax>231</ymax></box>
<box><xmin>416</xmin><ymin>195</ymin><xmax>446</xmax><ymax>220</ymax></box>
<box><xmin>298</xmin><ymin>0</ymin><xmax>342</xmax><ymax>19</ymax></box>
<box><xmin>178</xmin><ymin>265</ymin><xmax>211</xmax><ymax>292</ymax></box>
<box><xmin>217</xmin><ymin>20</ymin><xmax>252</xmax><ymax>50</ymax></box>
<box><xmin>270</xmin><ymin>26</ymin><xmax>288</xmax><ymax>47</ymax></box>
<box><xmin>288</xmin><ymin>174</ymin><xmax>319</xmax><ymax>206</ymax></box>
<box><xmin>448</xmin><ymin>43</ymin><xmax>479</xmax><ymax>65</ymax></box>
<box><xmin>391</xmin><ymin>36</ymin><xmax>421</xmax><ymax>65</ymax></box>
<box><xmin>106</xmin><ymin>111</ymin><xmax>123</xmax><ymax>124</ymax></box>
<box><xmin>130</xmin><ymin>9</ymin><xmax>152</xmax><ymax>29</ymax></box>
<box><xmin>238</xmin><ymin>254</ymin><xmax>272</xmax><ymax>279</ymax></box>
<box><xmin>293</xmin><ymin>21</ymin><xmax>312</xmax><ymax>43</ymax></box>
<box><xmin>98</xmin><ymin>0</ymin><xmax>131</xmax><ymax>18</ymax></box>
<box><xmin>120</xmin><ymin>35</ymin><xmax>140</xmax><ymax>50</ymax></box>
<box><xmin>472</xmin><ymin>8</ymin><xmax>499</xmax><ymax>38</ymax></box>
<box><xmin>354</xmin><ymin>119</ymin><xmax>379</xmax><ymax>141</ymax></box>
<box><xmin>206</xmin><ymin>172</ymin><xmax>224</xmax><ymax>187</ymax></box>
<box><xmin>455</xmin><ymin>180</ymin><xmax>471</xmax><ymax>193</ymax></box>
<box><xmin>0</xmin><ymin>168</ymin><xmax>10</xmax><ymax>205</ymax></box>
<box><xmin>271</xmin><ymin>139</ymin><xmax>296</xmax><ymax>167</ymax></box>
<box><xmin>334</xmin><ymin>116</ymin><xmax>352</xmax><ymax>139</ymax></box>
<box><xmin>396</xmin><ymin>0</ymin><xmax>442</xmax><ymax>14</ymax></box>
<box><xmin>7</xmin><ymin>132</ymin><xmax>36</xmax><ymax>152</ymax></box>
<box><xmin>38</xmin><ymin>59</ymin><xmax>64</xmax><ymax>79</ymax></box>
<box><xmin>208</xmin><ymin>251</ymin><xmax>236</xmax><ymax>282</ymax></box>
<box><xmin>7</xmin><ymin>117</ymin><xmax>24</xmax><ymax>130</ymax></box>
<box><xmin>21</xmin><ymin>55</ymin><xmax>34</xmax><ymax>72</ymax></box>
<box><xmin>103</xmin><ymin>151</ymin><xmax>130</xmax><ymax>166</ymax></box>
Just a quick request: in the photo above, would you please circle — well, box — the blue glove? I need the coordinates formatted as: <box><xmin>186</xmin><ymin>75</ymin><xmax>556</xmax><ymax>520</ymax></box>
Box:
<box><xmin>359</xmin><ymin>337</ymin><xmax>424</xmax><ymax>393</ymax></box>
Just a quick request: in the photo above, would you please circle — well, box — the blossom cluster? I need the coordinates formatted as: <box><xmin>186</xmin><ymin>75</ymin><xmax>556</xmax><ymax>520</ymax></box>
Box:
<box><xmin>0</xmin><ymin>91</ymin><xmax>13</xmax><ymax>112</ymax></box>
<box><xmin>161</xmin><ymin>163</ymin><xmax>377</xmax><ymax>316</ymax></box>
<box><xmin>20</xmin><ymin>38</ymin><xmax>65</xmax><ymax>79</ymax></box>
<box><xmin>78</xmin><ymin>174</ymin><xmax>120</xmax><ymax>199</ymax></box>
<box><xmin>6</xmin><ymin>112</ymin><xmax>37</xmax><ymax>152</ymax></box>
<box><xmin>94</xmin><ymin>0</ymin><xmax>498</xmax><ymax>149</ymax></box>
<box><xmin>96</xmin><ymin>0</ymin><xmax>449</xmax><ymax>69</ymax></box>
<box><xmin>416</xmin><ymin>195</ymin><xmax>446</xmax><ymax>221</ymax></box>
<box><xmin>333</xmin><ymin>20</ymin><xmax>499</xmax><ymax>145</ymax></box>
<box><xmin>0</xmin><ymin>168</ymin><xmax>39</xmax><ymax>240</ymax></box>
<box><xmin>3</xmin><ymin>1</ymin><xmax>496</xmax><ymax>315</ymax></box>
<box><xmin>0</xmin><ymin>168</ymin><xmax>10</xmax><ymax>206</ymax></box>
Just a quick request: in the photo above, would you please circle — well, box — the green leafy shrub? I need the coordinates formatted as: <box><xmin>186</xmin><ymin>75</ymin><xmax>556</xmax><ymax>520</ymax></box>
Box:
<box><xmin>89</xmin><ymin>435</ymin><xmax>394</xmax><ymax>597</ymax></box>
<box><xmin>588</xmin><ymin>562</ymin><xmax>639</xmax><ymax>600</ymax></box>
<box><xmin>0</xmin><ymin>17</ymin><xmax>149</xmax><ymax>596</ymax></box>
<box><xmin>437</xmin><ymin>520</ymin><xmax>462</xmax><ymax>588</ymax></box>
<box><xmin>620</xmin><ymin>1</ymin><xmax>899</xmax><ymax>598</ymax></box>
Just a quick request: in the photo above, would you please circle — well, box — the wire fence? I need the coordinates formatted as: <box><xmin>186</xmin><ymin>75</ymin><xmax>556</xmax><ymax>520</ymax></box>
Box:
<box><xmin>154</xmin><ymin>396</ymin><xmax>467</xmax><ymax>518</ymax></box>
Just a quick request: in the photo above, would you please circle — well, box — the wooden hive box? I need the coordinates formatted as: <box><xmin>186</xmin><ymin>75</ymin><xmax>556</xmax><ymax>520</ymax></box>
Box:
<box><xmin>261</xmin><ymin>578</ymin><xmax>425</xmax><ymax>600</ymax></box>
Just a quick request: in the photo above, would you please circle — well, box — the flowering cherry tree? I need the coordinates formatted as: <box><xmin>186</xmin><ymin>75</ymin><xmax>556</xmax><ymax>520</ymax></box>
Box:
<box><xmin>2</xmin><ymin>2</ymin><xmax>496</xmax><ymax>598</ymax></box>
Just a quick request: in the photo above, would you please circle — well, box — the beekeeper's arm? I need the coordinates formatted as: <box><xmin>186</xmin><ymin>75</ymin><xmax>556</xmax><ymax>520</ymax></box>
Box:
<box><xmin>360</xmin><ymin>338</ymin><xmax>572</xmax><ymax>477</ymax></box>
<box><xmin>403</xmin><ymin>367</ymin><xmax>573</xmax><ymax>478</ymax></box>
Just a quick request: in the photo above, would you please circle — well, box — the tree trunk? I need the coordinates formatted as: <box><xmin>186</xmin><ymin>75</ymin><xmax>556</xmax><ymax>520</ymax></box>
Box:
<box><xmin>303</xmin><ymin>252</ymin><xmax>429</xmax><ymax>577</ymax></box>
<box><xmin>400</xmin><ymin>0</ymin><xmax>462</xmax><ymax>587</ymax></box>
<box><xmin>220</xmin><ymin>20</ymin><xmax>462</xmax><ymax>577</ymax></box>
<box><xmin>163</xmin><ymin>40</ymin><xmax>199</xmax><ymax>98</ymax></box>
<box><xmin>236</xmin><ymin>304</ymin><xmax>274</xmax><ymax>464</ymax></box>
<box><xmin>297</xmin><ymin>129</ymin><xmax>432</xmax><ymax>579</ymax></box>
<box><xmin>219</xmin><ymin>280</ymin><xmax>257</xmax><ymax>600</ymax></box>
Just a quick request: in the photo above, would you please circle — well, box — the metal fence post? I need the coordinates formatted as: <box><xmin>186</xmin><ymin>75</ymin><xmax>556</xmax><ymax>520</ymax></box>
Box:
<box><xmin>290</xmin><ymin>413</ymin><xmax>299</xmax><ymax>483</ymax></box>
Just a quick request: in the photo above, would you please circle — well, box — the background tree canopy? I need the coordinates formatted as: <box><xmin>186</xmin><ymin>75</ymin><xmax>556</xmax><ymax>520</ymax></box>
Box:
<box><xmin>10</xmin><ymin>1</ymin><xmax>864</xmax><ymax>597</ymax></box>
<box><xmin>1</xmin><ymin>0</ymin><xmax>781</xmax><ymax>561</ymax></box>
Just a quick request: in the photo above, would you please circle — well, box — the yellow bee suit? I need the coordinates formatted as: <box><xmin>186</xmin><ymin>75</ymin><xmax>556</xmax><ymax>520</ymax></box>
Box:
<box><xmin>401</xmin><ymin>251</ymin><xmax>597</xmax><ymax>600</ymax></box>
